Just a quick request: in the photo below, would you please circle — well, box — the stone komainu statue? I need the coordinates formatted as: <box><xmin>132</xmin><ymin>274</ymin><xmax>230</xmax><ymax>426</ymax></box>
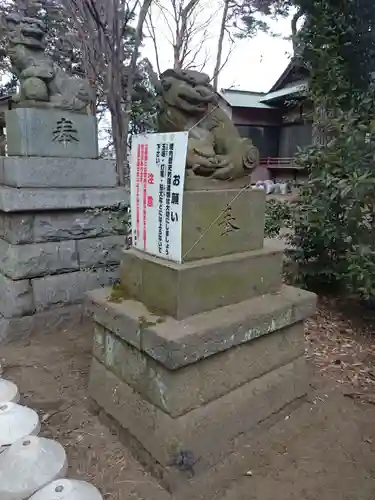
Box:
<box><xmin>5</xmin><ymin>14</ymin><xmax>94</xmax><ymax>113</ymax></box>
<box><xmin>156</xmin><ymin>68</ymin><xmax>259</xmax><ymax>180</ymax></box>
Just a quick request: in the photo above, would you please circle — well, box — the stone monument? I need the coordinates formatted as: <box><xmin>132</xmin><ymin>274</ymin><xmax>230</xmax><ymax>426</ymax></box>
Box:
<box><xmin>0</xmin><ymin>14</ymin><xmax>127</xmax><ymax>343</ymax></box>
<box><xmin>86</xmin><ymin>69</ymin><xmax>316</xmax><ymax>496</ymax></box>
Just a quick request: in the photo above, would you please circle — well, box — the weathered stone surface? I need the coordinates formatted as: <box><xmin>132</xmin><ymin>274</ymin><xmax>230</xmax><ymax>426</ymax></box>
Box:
<box><xmin>92</xmin><ymin>324</ymin><xmax>106</xmax><ymax>360</ymax></box>
<box><xmin>86</xmin><ymin>295</ymin><xmax>143</xmax><ymax>351</ymax></box>
<box><xmin>0</xmin><ymin>239</ymin><xmax>78</xmax><ymax>279</ymax></box>
<box><xmin>181</xmin><ymin>188</ymin><xmax>265</xmax><ymax>261</ymax></box>
<box><xmin>0</xmin><ymin>314</ymin><xmax>34</xmax><ymax>344</ymax></box>
<box><xmin>33</xmin><ymin>268</ymin><xmax>118</xmax><ymax>311</ymax></box>
<box><xmin>89</xmin><ymin>356</ymin><xmax>308</xmax><ymax>471</ymax></box>
<box><xmin>0</xmin><ymin>211</ymin><xmax>125</xmax><ymax>244</ymax></box>
<box><xmin>0</xmin><ymin>304</ymin><xmax>82</xmax><ymax>345</ymax></box>
<box><xmin>6</xmin><ymin>12</ymin><xmax>94</xmax><ymax>113</ymax></box>
<box><xmin>6</xmin><ymin>109</ymin><xmax>98</xmax><ymax>159</ymax></box>
<box><xmin>94</xmin><ymin>321</ymin><xmax>305</xmax><ymax>417</ymax></box>
<box><xmin>86</xmin><ymin>285</ymin><xmax>317</xmax><ymax>369</ymax></box>
<box><xmin>0</xmin><ymin>157</ymin><xmax>117</xmax><ymax>188</ymax></box>
<box><xmin>120</xmin><ymin>246</ymin><xmax>283</xmax><ymax>319</ymax></box>
<box><xmin>77</xmin><ymin>236</ymin><xmax>125</xmax><ymax>268</ymax></box>
<box><xmin>0</xmin><ymin>186</ymin><xmax>128</xmax><ymax>212</ymax></box>
<box><xmin>0</xmin><ymin>213</ymin><xmax>33</xmax><ymax>244</ymax></box>
<box><xmin>93</xmin><ymin>323</ymin><xmax>146</xmax><ymax>383</ymax></box>
<box><xmin>33</xmin><ymin>211</ymin><xmax>126</xmax><ymax>242</ymax></box>
<box><xmin>0</xmin><ymin>273</ymin><xmax>34</xmax><ymax>317</ymax></box>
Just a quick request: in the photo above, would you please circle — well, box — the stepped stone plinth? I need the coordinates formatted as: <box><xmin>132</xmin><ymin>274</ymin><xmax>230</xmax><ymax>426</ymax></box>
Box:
<box><xmin>0</xmin><ymin>108</ymin><xmax>127</xmax><ymax>344</ymax></box>
<box><xmin>87</xmin><ymin>184</ymin><xmax>316</xmax><ymax>496</ymax></box>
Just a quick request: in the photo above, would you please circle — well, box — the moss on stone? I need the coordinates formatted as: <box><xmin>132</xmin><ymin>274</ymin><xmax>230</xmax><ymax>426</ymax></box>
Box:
<box><xmin>138</xmin><ymin>314</ymin><xmax>166</xmax><ymax>330</ymax></box>
<box><xmin>107</xmin><ymin>282</ymin><xmax>131</xmax><ymax>303</ymax></box>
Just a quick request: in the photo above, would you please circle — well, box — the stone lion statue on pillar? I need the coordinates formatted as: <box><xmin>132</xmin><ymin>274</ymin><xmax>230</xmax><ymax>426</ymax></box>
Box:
<box><xmin>5</xmin><ymin>13</ymin><xmax>94</xmax><ymax>113</ymax></box>
<box><xmin>155</xmin><ymin>68</ymin><xmax>259</xmax><ymax>181</ymax></box>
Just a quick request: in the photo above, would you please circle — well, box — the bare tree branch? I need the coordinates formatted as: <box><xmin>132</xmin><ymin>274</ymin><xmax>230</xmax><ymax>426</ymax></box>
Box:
<box><xmin>154</xmin><ymin>0</ymin><xmax>177</xmax><ymax>44</ymax></box>
<box><xmin>149</xmin><ymin>0</ymin><xmax>216</xmax><ymax>71</ymax></box>
<box><xmin>145</xmin><ymin>12</ymin><xmax>162</xmax><ymax>75</ymax></box>
<box><xmin>213</xmin><ymin>0</ymin><xmax>230</xmax><ymax>91</ymax></box>
<box><xmin>212</xmin><ymin>40</ymin><xmax>234</xmax><ymax>86</ymax></box>
<box><xmin>61</xmin><ymin>0</ymin><xmax>153</xmax><ymax>185</ymax></box>
<box><xmin>122</xmin><ymin>0</ymin><xmax>153</xmax><ymax>181</ymax></box>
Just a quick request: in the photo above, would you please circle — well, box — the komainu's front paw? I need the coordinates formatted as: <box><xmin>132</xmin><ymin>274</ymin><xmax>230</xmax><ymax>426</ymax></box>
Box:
<box><xmin>210</xmin><ymin>161</ymin><xmax>248</xmax><ymax>180</ymax></box>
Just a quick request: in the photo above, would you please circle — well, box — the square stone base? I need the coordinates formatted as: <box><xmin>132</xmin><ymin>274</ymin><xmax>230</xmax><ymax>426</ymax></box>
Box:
<box><xmin>92</xmin><ymin>321</ymin><xmax>305</xmax><ymax>417</ymax></box>
<box><xmin>85</xmin><ymin>285</ymin><xmax>316</xmax><ymax>369</ymax></box>
<box><xmin>120</xmin><ymin>244</ymin><xmax>283</xmax><ymax>319</ymax></box>
<box><xmin>86</xmin><ymin>284</ymin><xmax>316</xmax><ymax>494</ymax></box>
<box><xmin>89</xmin><ymin>356</ymin><xmax>309</xmax><ymax>494</ymax></box>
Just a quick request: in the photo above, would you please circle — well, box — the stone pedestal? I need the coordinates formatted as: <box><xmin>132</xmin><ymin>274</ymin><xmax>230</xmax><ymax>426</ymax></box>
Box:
<box><xmin>0</xmin><ymin>109</ymin><xmax>128</xmax><ymax>344</ymax></box>
<box><xmin>86</xmin><ymin>185</ymin><xmax>316</xmax><ymax>496</ymax></box>
<box><xmin>6</xmin><ymin>108</ymin><xmax>98</xmax><ymax>158</ymax></box>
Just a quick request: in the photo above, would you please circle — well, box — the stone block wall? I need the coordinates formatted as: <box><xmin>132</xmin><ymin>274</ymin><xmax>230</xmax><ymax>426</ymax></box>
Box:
<box><xmin>0</xmin><ymin>205</ymin><xmax>128</xmax><ymax>343</ymax></box>
<box><xmin>0</xmin><ymin>109</ymin><xmax>129</xmax><ymax>343</ymax></box>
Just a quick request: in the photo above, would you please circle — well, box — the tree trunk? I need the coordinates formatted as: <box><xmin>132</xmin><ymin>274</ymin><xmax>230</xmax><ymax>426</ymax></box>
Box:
<box><xmin>213</xmin><ymin>0</ymin><xmax>229</xmax><ymax>91</ymax></box>
<box><xmin>173</xmin><ymin>44</ymin><xmax>182</xmax><ymax>70</ymax></box>
<box><xmin>121</xmin><ymin>0</ymin><xmax>153</xmax><ymax>185</ymax></box>
<box><xmin>291</xmin><ymin>7</ymin><xmax>304</xmax><ymax>65</ymax></box>
<box><xmin>173</xmin><ymin>0</ymin><xmax>200</xmax><ymax>70</ymax></box>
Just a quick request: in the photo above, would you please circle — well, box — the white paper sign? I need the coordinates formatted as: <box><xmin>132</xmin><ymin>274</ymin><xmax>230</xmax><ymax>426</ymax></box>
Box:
<box><xmin>130</xmin><ymin>132</ymin><xmax>188</xmax><ymax>263</ymax></box>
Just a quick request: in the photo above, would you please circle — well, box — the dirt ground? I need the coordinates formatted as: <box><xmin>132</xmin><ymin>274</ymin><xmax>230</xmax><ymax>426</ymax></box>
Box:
<box><xmin>1</xmin><ymin>296</ymin><xmax>375</xmax><ymax>500</ymax></box>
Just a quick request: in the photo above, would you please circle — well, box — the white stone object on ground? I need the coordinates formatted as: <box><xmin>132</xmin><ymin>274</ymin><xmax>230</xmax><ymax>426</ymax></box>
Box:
<box><xmin>29</xmin><ymin>479</ymin><xmax>103</xmax><ymax>500</ymax></box>
<box><xmin>279</xmin><ymin>183</ymin><xmax>288</xmax><ymax>195</ymax></box>
<box><xmin>0</xmin><ymin>378</ymin><xmax>20</xmax><ymax>403</ymax></box>
<box><xmin>0</xmin><ymin>436</ymin><xmax>68</xmax><ymax>500</ymax></box>
<box><xmin>0</xmin><ymin>402</ymin><xmax>40</xmax><ymax>447</ymax></box>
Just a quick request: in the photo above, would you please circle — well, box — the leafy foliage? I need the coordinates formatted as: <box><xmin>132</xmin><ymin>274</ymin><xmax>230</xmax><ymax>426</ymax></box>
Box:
<box><xmin>289</xmin><ymin>0</ymin><xmax>375</xmax><ymax>297</ymax></box>
<box><xmin>225</xmin><ymin>0</ymin><xmax>292</xmax><ymax>38</ymax></box>
<box><xmin>264</xmin><ymin>198</ymin><xmax>292</xmax><ymax>238</ymax></box>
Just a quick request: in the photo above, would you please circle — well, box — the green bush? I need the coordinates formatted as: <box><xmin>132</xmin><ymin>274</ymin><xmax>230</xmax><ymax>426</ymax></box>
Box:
<box><xmin>264</xmin><ymin>199</ymin><xmax>292</xmax><ymax>239</ymax></box>
<box><xmin>289</xmin><ymin>113</ymin><xmax>375</xmax><ymax>294</ymax></box>
<box><xmin>288</xmin><ymin>0</ymin><xmax>375</xmax><ymax>297</ymax></box>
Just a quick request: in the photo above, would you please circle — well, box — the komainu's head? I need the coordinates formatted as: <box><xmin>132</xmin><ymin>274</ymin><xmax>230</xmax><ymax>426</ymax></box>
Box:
<box><xmin>159</xmin><ymin>68</ymin><xmax>217</xmax><ymax>116</ymax></box>
<box><xmin>6</xmin><ymin>14</ymin><xmax>46</xmax><ymax>51</ymax></box>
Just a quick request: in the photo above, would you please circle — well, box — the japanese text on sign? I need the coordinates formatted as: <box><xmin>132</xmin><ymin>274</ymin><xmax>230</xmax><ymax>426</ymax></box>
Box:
<box><xmin>130</xmin><ymin>132</ymin><xmax>188</xmax><ymax>263</ymax></box>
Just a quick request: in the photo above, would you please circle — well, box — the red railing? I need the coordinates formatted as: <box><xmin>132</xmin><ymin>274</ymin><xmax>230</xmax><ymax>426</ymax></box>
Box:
<box><xmin>260</xmin><ymin>157</ymin><xmax>296</xmax><ymax>168</ymax></box>
<box><xmin>259</xmin><ymin>157</ymin><xmax>306</xmax><ymax>183</ymax></box>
